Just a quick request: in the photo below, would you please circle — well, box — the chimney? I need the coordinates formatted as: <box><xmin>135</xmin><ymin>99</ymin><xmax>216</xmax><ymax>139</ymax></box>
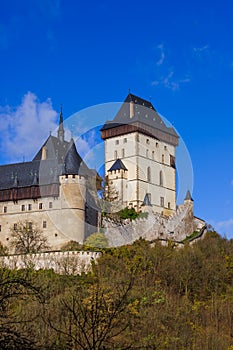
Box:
<box><xmin>130</xmin><ymin>100</ymin><xmax>134</xmax><ymax>118</ymax></box>
<box><xmin>42</xmin><ymin>146</ymin><xmax>47</xmax><ymax>160</ymax></box>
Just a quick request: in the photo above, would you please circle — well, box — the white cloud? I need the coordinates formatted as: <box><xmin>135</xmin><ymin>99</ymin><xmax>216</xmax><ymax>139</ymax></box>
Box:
<box><xmin>0</xmin><ymin>92</ymin><xmax>58</xmax><ymax>163</ymax></box>
<box><xmin>193</xmin><ymin>45</ymin><xmax>209</xmax><ymax>53</ymax></box>
<box><xmin>152</xmin><ymin>71</ymin><xmax>190</xmax><ymax>91</ymax></box>
<box><xmin>156</xmin><ymin>44</ymin><xmax>165</xmax><ymax>66</ymax></box>
<box><xmin>209</xmin><ymin>218</ymin><xmax>233</xmax><ymax>238</ymax></box>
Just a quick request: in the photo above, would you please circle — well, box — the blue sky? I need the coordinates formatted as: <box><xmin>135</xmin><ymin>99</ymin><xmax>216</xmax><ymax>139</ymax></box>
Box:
<box><xmin>0</xmin><ymin>0</ymin><xmax>233</xmax><ymax>237</ymax></box>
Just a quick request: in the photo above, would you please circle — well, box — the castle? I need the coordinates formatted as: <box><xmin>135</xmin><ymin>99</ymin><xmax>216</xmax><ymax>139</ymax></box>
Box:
<box><xmin>0</xmin><ymin>93</ymin><xmax>205</xmax><ymax>252</ymax></box>
<box><xmin>0</xmin><ymin>108</ymin><xmax>99</xmax><ymax>251</ymax></box>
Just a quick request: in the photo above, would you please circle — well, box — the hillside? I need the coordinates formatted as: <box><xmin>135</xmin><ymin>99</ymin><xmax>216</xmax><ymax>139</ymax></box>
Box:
<box><xmin>1</xmin><ymin>231</ymin><xmax>233</xmax><ymax>349</ymax></box>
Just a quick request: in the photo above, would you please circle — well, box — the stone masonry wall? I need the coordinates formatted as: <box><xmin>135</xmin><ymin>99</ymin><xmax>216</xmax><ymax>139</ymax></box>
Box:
<box><xmin>103</xmin><ymin>201</ymin><xmax>204</xmax><ymax>247</ymax></box>
<box><xmin>0</xmin><ymin>250</ymin><xmax>101</xmax><ymax>275</ymax></box>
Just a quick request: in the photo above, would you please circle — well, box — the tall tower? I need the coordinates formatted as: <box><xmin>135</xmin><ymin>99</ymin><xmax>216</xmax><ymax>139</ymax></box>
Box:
<box><xmin>101</xmin><ymin>93</ymin><xmax>179</xmax><ymax>214</ymax></box>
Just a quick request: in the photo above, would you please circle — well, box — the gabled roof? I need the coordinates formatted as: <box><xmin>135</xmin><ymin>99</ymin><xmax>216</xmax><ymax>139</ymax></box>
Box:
<box><xmin>33</xmin><ymin>135</ymin><xmax>70</xmax><ymax>163</ymax></box>
<box><xmin>0</xmin><ymin>135</ymin><xmax>93</xmax><ymax>191</ymax></box>
<box><xmin>101</xmin><ymin>93</ymin><xmax>179</xmax><ymax>145</ymax></box>
<box><xmin>125</xmin><ymin>93</ymin><xmax>155</xmax><ymax>110</ymax></box>
<box><xmin>108</xmin><ymin>159</ymin><xmax>128</xmax><ymax>172</ymax></box>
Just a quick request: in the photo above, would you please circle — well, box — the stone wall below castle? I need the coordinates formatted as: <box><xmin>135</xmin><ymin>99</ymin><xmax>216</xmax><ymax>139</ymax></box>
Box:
<box><xmin>0</xmin><ymin>250</ymin><xmax>101</xmax><ymax>275</ymax></box>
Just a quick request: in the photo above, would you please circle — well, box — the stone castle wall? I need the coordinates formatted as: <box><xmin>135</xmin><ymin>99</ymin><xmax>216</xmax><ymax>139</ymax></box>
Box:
<box><xmin>103</xmin><ymin>201</ymin><xmax>205</xmax><ymax>247</ymax></box>
<box><xmin>0</xmin><ymin>250</ymin><xmax>101</xmax><ymax>275</ymax></box>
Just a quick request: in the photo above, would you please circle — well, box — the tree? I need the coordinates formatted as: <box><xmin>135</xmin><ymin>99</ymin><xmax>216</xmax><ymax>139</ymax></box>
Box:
<box><xmin>0</xmin><ymin>242</ymin><xmax>8</xmax><ymax>256</ymax></box>
<box><xmin>84</xmin><ymin>232</ymin><xmax>108</xmax><ymax>248</ymax></box>
<box><xmin>10</xmin><ymin>221</ymin><xmax>49</xmax><ymax>254</ymax></box>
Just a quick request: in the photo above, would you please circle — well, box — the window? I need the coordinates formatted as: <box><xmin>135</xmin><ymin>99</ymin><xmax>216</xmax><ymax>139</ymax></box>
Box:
<box><xmin>164</xmin><ymin>145</ymin><xmax>167</xmax><ymax>150</ymax></box>
<box><xmin>162</xmin><ymin>154</ymin><xmax>164</xmax><ymax>163</ymax></box>
<box><xmin>114</xmin><ymin>150</ymin><xmax>117</xmax><ymax>159</ymax></box>
<box><xmin>115</xmin><ymin>140</ymin><xmax>119</xmax><ymax>145</ymax></box>
<box><xmin>160</xmin><ymin>197</ymin><xmax>164</xmax><ymax>207</ymax></box>
<box><xmin>123</xmin><ymin>138</ymin><xmax>127</xmax><ymax>143</ymax></box>
<box><xmin>159</xmin><ymin>171</ymin><xmax>163</xmax><ymax>186</ymax></box>
<box><xmin>3</xmin><ymin>206</ymin><xmax>7</xmax><ymax>213</ymax></box>
<box><xmin>146</xmin><ymin>138</ymin><xmax>150</xmax><ymax>144</ymax></box>
<box><xmin>21</xmin><ymin>204</ymin><xmax>25</xmax><ymax>211</ymax></box>
<box><xmin>49</xmin><ymin>202</ymin><xmax>53</xmax><ymax>209</ymax></box>
<box><xmin>122</xmin><ymin>149</ymin><xmax>125</xmax><ymax>157</ymax></box>
<box><xmin>170</xmin><ymin>155</ymin><xmax>176</xmax><ymax>168</ymax></box>
<box><xmin>28</xmin><ymin>204</ymin><xmax>32</xmax><ymax>211</ymax></box>
<box><xmin>39</xmin><ymin>203</ymin><xmax>43</xmax><ymax>210</ymax></box>
<box><xmin>13</xmin><ymin>223</ymin><xmax>17</xmax><ymax>230</ymax></box>
<box><xmin>72</xmin><ymin>174</ymin><xmax>75</xmax><ymax>178</ymax></box>
<box><xmin>156</xmin><ymin>142</ymin><xmax>159</xmax><ymax>148</ymax></box>
<box><xmin>65</xmin><ymin>174</ymin><xmax>68</xmax><ymax>179</ymax></box>
<box><xmin>146</xmin><ymin>149</ymin><xmax>149</xmax><ymax>158</ymax></box>
<box><xmin>43</xmin><ymin>221</ymin><xmax>47</xmax><ymax>228</ymax></box>
<box><xmin>147</xmin><ymin>167</ymin><xmax>151</xmax><ymax>183</ymax></box>
<box><xmin>0</xmin><ymin>225</ymin><xmax>1</xmax><ymax>232</ymax></box>
<box><xmin>152</xmin><ymin>151</ymin><xmax>155</xmax><ymax>160</ymax></box>
<box><xmin>168</xmin><ymin>202</ymin><xmax>171</xmax><ymax>209</ymax></box>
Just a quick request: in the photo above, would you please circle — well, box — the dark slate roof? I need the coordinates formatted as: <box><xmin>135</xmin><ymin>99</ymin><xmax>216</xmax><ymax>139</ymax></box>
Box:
<box><xmin>108</xmin><ymin>159</ymin><xmax>128</xmax><ymax>172</ymax></box>
<box><xmin>142</xmin><ymin>193</ymin><xmax>152</xmax><ymax>206</ymax></box>
<box><xmin>63</xmin><ymin>139</ymin><xmax>91</xmax><ymax>176</ymax></box>
<box><xmin>0</xmin><ymin>135</ymin><xmax>92</xmax><ymax>190</ymax></box>
<box><xmin>0</xmin><ymin>159</ymin><xmax>62</xmax><ymax>190</ymax></box>
<box><xmin>185</xmin><ymin>190</ymin><xmax>194</xmax><ymax>201</ymax></box>
<box><xmin>101</xmin><ymin>93</ymin><xmax>178</xmax><ymax>139</ymax></box>
<box><xmin>33</xmin><ymin>135</ymin><xmax>70</xmax><ymax>163</ymax></box>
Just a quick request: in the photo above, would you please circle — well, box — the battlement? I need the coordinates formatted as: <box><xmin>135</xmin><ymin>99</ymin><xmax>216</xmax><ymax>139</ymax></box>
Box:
<box><xmin>0</xmin><ymin>250</ymin><xmax>102</xmax><ymax>275</ymax></box>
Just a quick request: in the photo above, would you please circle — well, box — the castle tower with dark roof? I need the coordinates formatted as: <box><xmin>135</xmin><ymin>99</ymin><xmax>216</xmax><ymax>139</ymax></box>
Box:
<box><xmin>0</xmin><ymin>112</ymin><xmax>98</xmax><ymax>251</ymax></box>
<box><xmin>101</xmin><ymin>93</ymin><xmax>179</xmax><ymax>214</ymax></box>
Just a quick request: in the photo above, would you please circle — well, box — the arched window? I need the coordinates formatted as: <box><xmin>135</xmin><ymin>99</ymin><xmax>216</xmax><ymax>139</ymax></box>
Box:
<box><xmin>152</xmin><ymin>151</ymin><xmax>155</xmax><ymax>160</ymax></box>
<box><xmin>146</xmin><ymin>149</ymin><xmax>149</xmax><ymax>158</ymax></box>
<box><xmin>159</xmin><ymin>171</ymin><xmax>163</xmax><ymax>186</ymax></box>
<box><xmin>147</xmin><ymin>167</ymin><xmax>151</xmax><ymax>182</ymax></box>
<box><xmin>114</xmin><ymin>150</ymin><xmax>117</xmax><ymax>159</ymax></box>
<box><xmin>162</xmin><ymin>154</ymin><xmax>164</xmax><ymax>163</ymax></box>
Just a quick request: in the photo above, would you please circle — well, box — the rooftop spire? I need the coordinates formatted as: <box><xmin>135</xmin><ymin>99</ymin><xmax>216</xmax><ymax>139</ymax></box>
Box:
<box><xmin>57</xmin><ymin>104</ymin><xmax>65</xmax><ymax>142</ymax></box>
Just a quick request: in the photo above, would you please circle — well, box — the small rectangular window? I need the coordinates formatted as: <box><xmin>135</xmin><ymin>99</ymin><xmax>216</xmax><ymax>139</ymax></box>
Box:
<box><xmin>123</xmin><ymin>138</ymin><xmax>127</xmax><ymax>143</ymax></box>
<box><xmin>160</xmin><ymin>197</ymin><xmax>164</xmax><ymax>207</ymax></box>
<box><xmin>122</xmin><ymin>149</ymin><xmax>125</xmax><ymax>157</ymax></box>
<box><xmin>28</xmin><ymin>204</ymin><xmax>32</xmax><ymax>211</ymax></box>
<box><xmin>21</xmin><ymin>204</ymin><xmax>25</xmax><ymax>211</ymax></box>
<box><xmin>13</xmin><ymin>223</ymin><xmax>17</xmax><ymax>230</ymax></box>
<box><xmin>39</xmin><ymin>203</ymin><xmax>43</xmax><ymax>210</ymax></box>
<box><xmin>168</xmin><ymin>202</ymin><xmax>171</xmax><ymax>209</ymax></box>
<box><xmin>0</xmin><ymin>225</ymin><xmax>1</xmax><ymax>232</ymax></box>
<box><xmin>49</xmin><ymin>202</ymin><xmax>53</xmax><ymax>209</ymax></box>
<box><xmin>114</xmin><ymin>150</ymin><xmax>117</xmax><ymax>159</ymax></box>
<box><xmin>146</xmin><ymin>138</ymin><xmax>150</xmax><ymax>144</ymax></box>
<box><xmin>43</xmin><ymin>221</ymin><xmax>47</xmax><ymax>228</ymax></box>
<box><xmin>3</xmin><ymin>206</ymin><xmax>7</xmax><ymax>213</ymax></box>
<box><xmin>115</xmin><ymin>140</ymin><xmax>119</xmax><ymax>145</ymax></box>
